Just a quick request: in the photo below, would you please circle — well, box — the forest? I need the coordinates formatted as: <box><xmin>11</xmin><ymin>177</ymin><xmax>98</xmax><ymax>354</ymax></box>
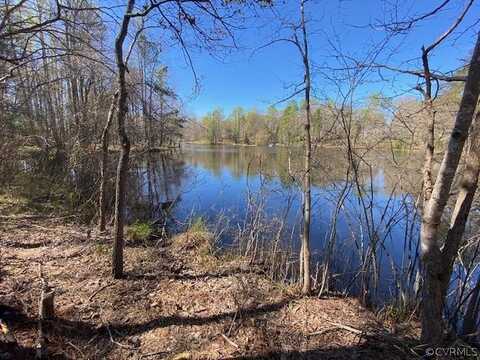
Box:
<box><xmin>1</xmin><ymin>0</ymin><xmax>480</xmax><ymax>359</ymax></box>
<box><xmin>186</xmin><ymin>85</ymin><xmax>462</xmax><ymax>148</ymax></box>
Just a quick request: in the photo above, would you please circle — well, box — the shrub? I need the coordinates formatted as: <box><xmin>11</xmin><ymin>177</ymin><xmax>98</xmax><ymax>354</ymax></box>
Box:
<box><xmin>126</xmin><ymin>221</ymin><xmax>153</xmax><ymax>242</ymax></box>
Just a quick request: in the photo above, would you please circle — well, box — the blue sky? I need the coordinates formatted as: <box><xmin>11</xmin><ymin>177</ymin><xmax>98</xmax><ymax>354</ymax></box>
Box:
<box><xmin>155</xmin><ymin>0</ymin><xmax>479</xmax><ymax>118</ymax></box>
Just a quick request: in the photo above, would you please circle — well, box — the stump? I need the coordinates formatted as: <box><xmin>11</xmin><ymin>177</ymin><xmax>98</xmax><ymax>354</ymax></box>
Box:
<box><xmin>36</xmin><ymin>266</ymin><xmax>54</xmax><ymax>359</ymax></box>
<box><xmin>39</xmin><ymin>287</ymin><xmax>55</xmax><ymax>321</ymax></box>
<box><xmin>35</xmin><ymin>320</ymin><xmax>45</xmax><ymax>360</ymax></box>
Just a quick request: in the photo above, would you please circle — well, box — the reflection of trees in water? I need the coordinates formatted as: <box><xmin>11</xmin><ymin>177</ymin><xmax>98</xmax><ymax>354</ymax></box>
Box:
<box><xmin>127</xmin><ymin>152</ymin><xmax>188</xmax><ymax>222</ymax></box>
<box><xmin>17</xmin><ymin>145</ymin><xmax>424</xmax><ymax>229</ymax></box>
<box><xmin>20</xmin><ymin>151</ymin><xmax>190</xmax><ymax>224</ymax></box>
<box><xmin>180</xmin><ymin>144</ymin><xmax>423</xmax><ymax>196</ymax></box>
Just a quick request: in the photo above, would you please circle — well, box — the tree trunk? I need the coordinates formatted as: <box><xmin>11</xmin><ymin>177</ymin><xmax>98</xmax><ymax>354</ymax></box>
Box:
<box><xmin>300</xmin><ymin>0</ymin><xmax>311</xmax><ymax>295</ymax></box>
<box><xmin>421</xmin><ymin>34</ymin><xmax>480</xmax><ymax>345</ymax></box>
<box><xmin>37</xmin><ymin>11</ymin><xmax>62</xmax><ymax>151</ymax></box>
<box><xmin>38</xmin><ymin>269</ymin><xmax>54</xmax><ymax>321</ymax></box>
<box><xmin>421</xmin><ymin>46</ymin><xmax>435</xmax><ymax>204</ymax></box>
<box><xmin>112</xmin><ymin>0</ymin><xmax>135</xmax><ymax>279</ymax></box>
<box><xmin>99</xmin><ymin>92</ymin><xmax>118</xmax><ymax>232</ymax></box>
<box><xmin>439</xmin><ymin>112</ymin><xmax>480</xmax><ymax>299</ymax></box>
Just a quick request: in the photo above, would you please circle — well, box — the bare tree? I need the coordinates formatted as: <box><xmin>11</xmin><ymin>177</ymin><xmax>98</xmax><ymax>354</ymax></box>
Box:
<box><xmin>419</xmin><ymin>0</ymin><xmax>474</xmax><ymax>204</ymax></box>
<box><xmin>420</xmin><ymin>35</ymin><xmax>480</xmax><ymax>344</ymax></box>
<box><xmin>256</xmin><ymin>0</ymin><xmax>313</xmax><ymax>294</ymax></box>
<box><xmin>363</xmin><ymin>1</ymin><xmax>480</xmax><ymax>343</ymax></box>
<box><xmin>99</xmin><ymin>92</ymin><xmax>118</xmax><ymax>232</ymax></box>
<box><xmin>299</xmin><ymin>0</ymin><xmax>312</xmax><ymax>295</ymax></box>
<box><xmin>111</xmin><ymin>0</ymin><xmax>135</xmax><ymax>279</ymax></box>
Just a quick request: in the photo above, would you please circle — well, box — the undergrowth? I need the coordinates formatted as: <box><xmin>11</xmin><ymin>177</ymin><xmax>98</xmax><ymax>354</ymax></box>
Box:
<box><xmin>126</xmin><ymin>221</ymin><xmax>154</xmax><ymax>242</ymax></box>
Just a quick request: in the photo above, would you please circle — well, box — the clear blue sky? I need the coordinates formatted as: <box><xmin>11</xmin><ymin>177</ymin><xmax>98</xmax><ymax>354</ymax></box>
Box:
<box><xmin>156</xmin><ymin>0</ymin><xmax>479</xmax><ymax>118</ymax></box>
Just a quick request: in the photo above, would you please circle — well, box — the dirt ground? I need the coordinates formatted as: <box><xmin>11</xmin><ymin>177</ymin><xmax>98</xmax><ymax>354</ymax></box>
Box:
<box><xmin>0</xmin><ymin>209</ymin><xmax>422</xmax><ymax>359</ymax></box>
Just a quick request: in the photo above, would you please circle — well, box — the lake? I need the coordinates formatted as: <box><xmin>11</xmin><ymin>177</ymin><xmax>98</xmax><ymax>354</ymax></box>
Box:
<box><xmin>128</xmin><ymin>144</ymin><xmax>425</xmax><ymax>304</ymax></box>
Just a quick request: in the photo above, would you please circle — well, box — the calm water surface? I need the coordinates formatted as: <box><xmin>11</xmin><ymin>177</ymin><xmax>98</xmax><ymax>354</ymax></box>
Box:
<box><xmin>132</xmin><ymin>144</ymin><xmax>423</xmax><ymax>301</ymax></box>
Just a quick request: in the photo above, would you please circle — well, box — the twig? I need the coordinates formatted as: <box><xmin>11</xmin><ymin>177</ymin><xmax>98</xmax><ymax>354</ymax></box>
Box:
<box><xmin>0</xmin><ymin>214</ymin><xmax>49</xmax><ymax>220</ymax></box>
<box><xmin>326</xmin><ymin>321</ymin><xmax>362</xmax><ymax>335</ymax></box>
<box><xmin>227</xmin><ymin>310</ymin><xmax>238</xmax><ymax>336</ymax></box>
<box><xmin>103</xmin><ymin>320</ymin><xmax>138</xmax><ymax>350</ymax></box>
<box><xmin>66</xmin><ymin>341</ymin><xmax>84</xmax><ymax>357</ymax></box>
<box><xmin>88</xmin><ymin>283</ymin><xmax>114</xmax><ymax>302</ymax></box>
<box><xmin>221</xmin><ymin>333</ymin><xmax>239</xmax><ymax>349</ymax></box>
<box><xmin>320</xmin><ymin>316</ymin><xmax>363</xmax><ymax>335</ymax></box>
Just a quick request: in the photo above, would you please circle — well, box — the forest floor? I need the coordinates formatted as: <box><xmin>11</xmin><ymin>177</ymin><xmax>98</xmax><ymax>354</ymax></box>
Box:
<box><xmin>0</xmin><ymin>195</ymin><xmax>423</xmax><ymax>359</ymax></box>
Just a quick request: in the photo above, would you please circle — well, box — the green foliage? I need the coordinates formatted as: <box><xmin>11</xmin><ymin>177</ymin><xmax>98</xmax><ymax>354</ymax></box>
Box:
<box><xmin>12</xmin><ymin>174</ymin><xmax>70</xmax><ymax>214</ymax></box>
<box><xmin>0</xmin><ymin>192</ymin><xmax>30</xmax><ymax>215</ymax></box>
<box><xmin>202</xmin><ymin>109</ymin><xmax>224</xmax><ymax>144</ymax></box>
<box><xmin>126</xmin><ymin>221</ymin><xmax>153</xmax><ymax>242</ymax></box>
<box><xmin>226</xmin><ymin>107</ymin><xmax>245</xmax><ymax>144</ymax></box>
<box><xmin>17</xmin><ymin>146</ymin><xmax>43</xmax><ymax>159</ymax></box>
<box><xmin>193</xmin><ymin>95</ymin><xmax>404</xmax><ymax>147</ymax></box>
<box><xmin>278</xmin><ymin>101</ymin><xmax>300</xmax><ymax>145</ymax></box>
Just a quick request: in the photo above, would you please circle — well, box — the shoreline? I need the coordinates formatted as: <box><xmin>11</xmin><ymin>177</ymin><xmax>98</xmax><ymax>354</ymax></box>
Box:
<box><xmin>181</xmin><ymin>141</ymin><xmax>422</xmax><ymax>152</ymax></box>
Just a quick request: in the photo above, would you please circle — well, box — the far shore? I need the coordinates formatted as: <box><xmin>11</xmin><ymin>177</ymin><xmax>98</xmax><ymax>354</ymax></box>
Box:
<box><xmin>181</xmin><ymin>140</ymin><xmax>422</xmax><ymax>152</ymax></box>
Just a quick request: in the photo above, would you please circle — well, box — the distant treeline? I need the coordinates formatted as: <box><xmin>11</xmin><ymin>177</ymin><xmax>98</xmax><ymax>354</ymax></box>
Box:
<box><xmin>184</xmin><ymin>84</ymin><xmax>462</xmax><ymax>149</ymax></box>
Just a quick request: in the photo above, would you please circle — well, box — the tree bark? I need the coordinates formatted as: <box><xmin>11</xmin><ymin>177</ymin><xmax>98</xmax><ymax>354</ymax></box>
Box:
<box><xmin>439</xmin><ymin>112</ymin><xmax>480</xmax><ymax>300</ymax></box>
<box><xmin>37</xmin><ymin>5</ymin><xmax>62</xmax><ymax>150</ymax></box>
<box><xmin>300</xmin><ymin>0</ymin><xmax>311</xmax><ymax>295</ymax></box>
<box><xmin>112</xmin><ymin>0</ymin><xmax>135</xmax><ymax>279</ymax></box>
<box><xmin>99</xmin><ymin>92</ymin><xmax>118</xmax><ymax>232</ymax></box>
<box><xmin>421</xmin><ymin>34</ymin><xmax>480</xmax><ymax>345</ymax></box>
<box><xmin>38</xmin><ymin>269</ymin><xmax>54</xmax><ymax>321</ymax></box>
<box><xmin>421</xmin><ymin>47</ymin><xmax>436</xmax><ymax>204</ymax></box>
<box><xmin>39</xmin><ymin>288</ymin><xmax>54</xmax><ymax>321</ymax></box>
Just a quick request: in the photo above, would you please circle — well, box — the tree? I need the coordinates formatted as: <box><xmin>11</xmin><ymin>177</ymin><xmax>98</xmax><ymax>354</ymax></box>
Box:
<box><xmin>203</xmin><ymin>109</ymin><xmax>223</xmax><ymax>145</ymax></box>
<box><xmin>109</xmin><ymin>0</ymin><xmax>271</xmax><ymax>277</ymax></box>
<box><xmin>255</xmin><ymin>0</ymin><xmax>314</xmax><ymax>293</ymax></box>
<box><xmin>265</xmin><ymin>105</ymin><xmax>279</xmax><ymax>144</ymax></box>
<box><xmin>420</xmin><ymin>35</ymin><xmax>480</xmax><ymax>344</ymax></box>
<box><xmin>278</xmin><ymin>101</ymin><xmax>299</xmax><ymax>146</ymax></box>
<box><xmin>367</xmin><ymin>1</ymin><xmax>478</xmax><ymax>343</ymax></box>
<box><xmin>229</xmin><ymin>106</ymin><xmax>245</xmax><ymax>144</ymax></box>
<box><xmin>99</xmin><ymin>92</ymin><xmax>118</xmax><ymax>232</ymax></box>
<box><xmin>111</xmin><ymin>0</ymin><xmax>135</xmax><ymax>279</ymax></box>
<box><xmin>298</xmin><ymin>0</ymin><xmax>312</xmax><ymax>294</ymax></box>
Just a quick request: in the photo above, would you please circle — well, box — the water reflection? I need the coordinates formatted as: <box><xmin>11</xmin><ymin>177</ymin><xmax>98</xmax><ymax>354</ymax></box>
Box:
<box><xmin>128</xmin><ymin>153</ymin><xmax>188</xmax><ymax>223</ymax></box>
<box><xmin>128</xmin><ymin>144</ymin><xmax>424</xmax><ymax>303</ymax></box>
